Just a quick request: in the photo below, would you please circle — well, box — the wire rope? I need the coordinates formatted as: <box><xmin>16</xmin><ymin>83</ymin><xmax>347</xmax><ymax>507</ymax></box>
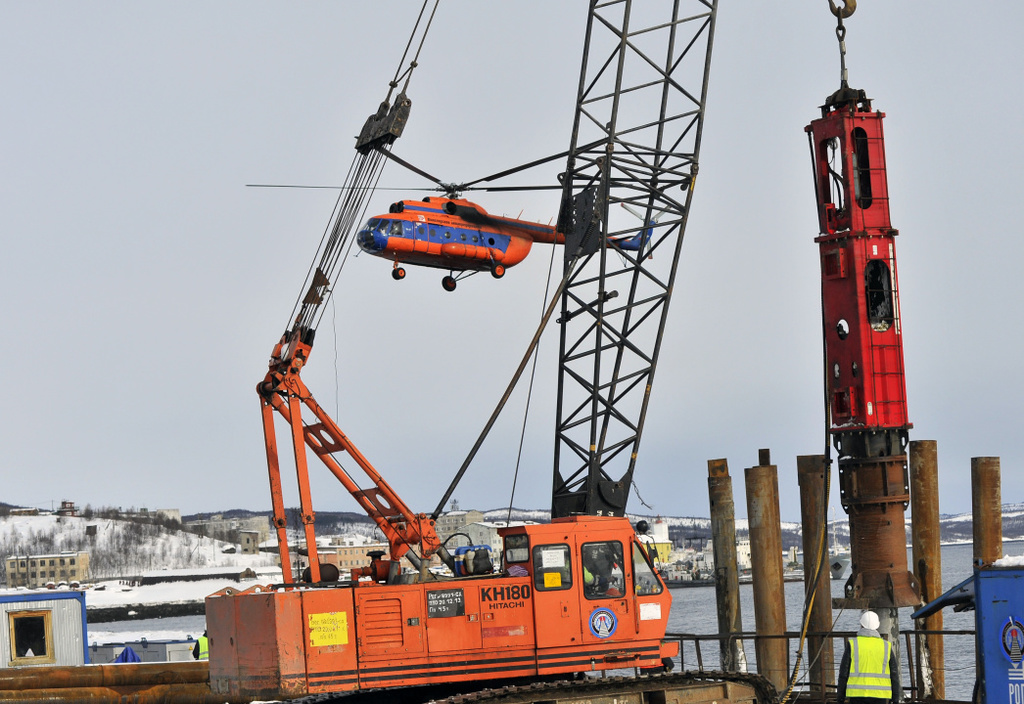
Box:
<box><xmin>505</xmin><ymin>241</ymin><xmax>560</xmax><ymax>529</ymax></box>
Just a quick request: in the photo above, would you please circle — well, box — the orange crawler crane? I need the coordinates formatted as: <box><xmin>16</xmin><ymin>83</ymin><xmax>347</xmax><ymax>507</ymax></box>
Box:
<box><xmin>204</xmin><ymin>271</ymin><xmax>675</xmax><ymax>699</ymax></box>
<box><xmin>204</xmin><ymin>320</ymin><xmax>676</xmax><ymax>699</ymax></box>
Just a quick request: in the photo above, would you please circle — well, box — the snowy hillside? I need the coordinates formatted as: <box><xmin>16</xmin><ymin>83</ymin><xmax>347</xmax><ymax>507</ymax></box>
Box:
<box><xmin>0</xmin><ymin>514</ymin><xmax>276</xmax><ymax>583</ymax></box>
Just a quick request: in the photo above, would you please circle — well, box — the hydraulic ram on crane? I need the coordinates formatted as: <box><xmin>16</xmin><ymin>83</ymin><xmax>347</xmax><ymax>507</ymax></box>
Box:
<box><xmin>806</xmin><ymin>78</ymin><xmax>919</xmax><ymax>610</ymax></box>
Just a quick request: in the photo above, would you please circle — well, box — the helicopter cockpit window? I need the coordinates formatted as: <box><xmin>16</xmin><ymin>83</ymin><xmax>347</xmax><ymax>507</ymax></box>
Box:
<box><xmin>376</xmin><ymin>219</ymin><xmax>388</xmax><ymax>232</ymax></box>
<box><xmin>389</xmin><ymin>220</ymin><xmax>404</xmax><ymax>236</ymax></box>
<box><xmin>365</xmin><ymin>218</ymin><xmax>380</xmax><ymax>231</ymax></box>
<box><xmin>533</xmin><ymin>544</ymin><xmax>572</xmax><ymax>591</ymax></box>
<box><xmin>581</xmin><ymin>541</ymin><xmax>625</xmax><ymax>600</ymax></box>
<box><xmin>632</xmin><ymin>541</ymin><xmax>664</xmax><ymax>596</ymax></box>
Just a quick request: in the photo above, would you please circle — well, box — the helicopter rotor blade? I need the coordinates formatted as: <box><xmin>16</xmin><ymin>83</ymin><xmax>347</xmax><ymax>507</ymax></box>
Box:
<box><xmin>246</xmin><ymin>184</ymin><xmax>433</xmax><ymax>191</ymax></box>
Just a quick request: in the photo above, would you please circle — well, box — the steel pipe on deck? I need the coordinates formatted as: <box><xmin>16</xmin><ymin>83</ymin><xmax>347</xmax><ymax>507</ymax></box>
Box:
<box><xmin>0</xmin><ymin>661</ymin><xmax>249</xmax><ymax>704</ymax></box>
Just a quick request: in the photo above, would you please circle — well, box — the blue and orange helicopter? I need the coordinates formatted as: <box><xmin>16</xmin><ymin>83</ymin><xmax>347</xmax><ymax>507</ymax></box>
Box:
<box><xmin>356</xmin><ymin>196</ymin><xmax>651</xmax><ymax>291</ymax></box>
<box><xmin>255</xmin><ymin>150</ymin><xmax>654</xmax><ymax>291</ymax></box>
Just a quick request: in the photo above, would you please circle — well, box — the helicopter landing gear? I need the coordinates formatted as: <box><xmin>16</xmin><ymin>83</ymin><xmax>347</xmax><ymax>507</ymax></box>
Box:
<box><xmin>441</xmin><ymin>275</ymin><xmax>457</xmax><ymax>292</ymax></box>
<box><xmin>392</xmin><ymin>266</ymin><xmax>406</xmax><ymax>281</ymax></box>
<box><xmin>490</xmin><ymin>263</ymin><xmax>505</xmax><ymax>279</ymax></box>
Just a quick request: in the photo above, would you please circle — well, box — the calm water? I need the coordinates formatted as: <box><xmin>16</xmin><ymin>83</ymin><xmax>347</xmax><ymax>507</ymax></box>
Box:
<box><xmin>94</xmin><ymin>542</ymin><xmax>1018</xmax><ymax>701</ymax></box>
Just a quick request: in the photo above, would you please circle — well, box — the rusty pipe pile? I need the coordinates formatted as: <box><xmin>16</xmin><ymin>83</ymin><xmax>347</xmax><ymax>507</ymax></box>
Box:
<box><xmin>972</xmin><ymin>456</ymin><xmax>1003</xmax><ymax>567</ymax></box>
<box><xmin>707</xmin><ymin>458</ymin><xmax>745</xmax><ymax>673</ymax></box>
<box><xmin>797</xmin><ymin>454</ymin><xmax>835</xmax><ymax>694</ymax></box>
<box><xmin>909</xmin><ymin>439</ymin><xmax>944</xmax><ymax>700</ymax></box>
<box><xmin>744</xmin><ymin>449</ymin><xmax>788</xmax><ymax>692</ymax></box>
<box><xmin>0</xmin><ymin>661</ymin><xmax>249</xmax><ymax>704</ymax></box>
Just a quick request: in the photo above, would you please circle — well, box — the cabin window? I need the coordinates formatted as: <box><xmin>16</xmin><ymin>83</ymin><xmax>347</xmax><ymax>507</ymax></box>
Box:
<box><xmin>9</xmin><ymin>610</ymin><xmax>55</xmax><ymax>665</ymax></box>
<box><xmin>430</xmin><ymin>227</ymin><xmax>438</xmax><ymax>240</ymax></box>
<box><xmin>460</xmin><ymin>232</ymin><xmax>467</xmax><ymax>241</ymax></box>
<box><xmin>852</xmin><ymin>127</ymin><xmax>873</xmax><ymax>209</ymax></box>
<box><xmin>865</xmin><ymin>259</ymin><xmax>894</xmax><ymax>331</ymax></box>
<box><xmin>581</xmin><ymin>541</ymin><xmax>625</xmax><ymax>600</ymax></box>
<box><xmin>632</xmin><ymin>542</ymin><xmax>664</xmax><ymax>596</ymax></box>
<box><xmin>533</xmin><ymin>544</ymin><xmax>572</xmax><ymax>591</ymax></box>
<box><xmin>444</xmin><ymin>231</ymin><xmax>451</xmax><ymax>239</ymax></box>
<box><xmin>471</xmin><ymin>234</ymin><xmax>478</xmax><ymax>243</ymax></box>
<box><xmin>504</xmin><ymin>534</ymin><xmax>529</xmax><ymax>565</ymax></box>
<box><xmin>416</xmin><ymin>224</ymin><xmax>426</xmax><ymax>238</ymax></box>
<box><xmin>389</xmin><ymin>220</ymin><xmax>404</xmax><ymax>236</ymax></box>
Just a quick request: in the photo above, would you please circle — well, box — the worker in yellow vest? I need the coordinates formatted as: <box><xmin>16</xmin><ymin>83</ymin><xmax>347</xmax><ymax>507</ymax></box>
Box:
<box><xmin>192</xmin><ymin>630</ymin><xmax>209</xmax><ymax>660</ymax></box>
<box><xmin>838</xmin><ymin>611</ymin><xmax>900</xmax><ymax>703</ymax></box>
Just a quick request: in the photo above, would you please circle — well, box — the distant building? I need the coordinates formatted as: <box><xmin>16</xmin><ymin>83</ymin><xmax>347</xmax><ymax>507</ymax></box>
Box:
<box><xmin>0</xmin><ymin>591</ymin><xmax>88</xmax><ymax>667</ymax></box>
<box><xmin>154</xmin><ymin>508</ymin><xmax>181</xmax><ymax>523</ymax></box>
<box><xmin>436</xmin><ymin>507</ymin><xmax>485</xmax><ymax>549</ymax></box>
<box><xmin>184</xmin><ymin>515</ymin><xmax>271</xmax><ymax>544</ymax></box>
<box><xmin>55</xmin><ymin>500</ymin><xmax>78</xmax><ymax>517</ymax></box>
<box><xmin>464</xmin><ymin>520</ymin><xmax>538</xmax><ymax>563</ymax></box>
<box><xmin>5</xmin><ymin>552</ymin><xmax>90</xmax><ymax>588</ymax></box>
<box><xmin>239</xmin><ymin>530</ymin><xmax>260</xmax><ymax>555</ymax></box>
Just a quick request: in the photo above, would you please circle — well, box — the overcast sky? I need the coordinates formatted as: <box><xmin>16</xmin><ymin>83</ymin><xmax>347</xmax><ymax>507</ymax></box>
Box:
<box><xmin>2</xmin><ymin>3</ymin><xmax>1020</xmax><ymax>524</ymax></box>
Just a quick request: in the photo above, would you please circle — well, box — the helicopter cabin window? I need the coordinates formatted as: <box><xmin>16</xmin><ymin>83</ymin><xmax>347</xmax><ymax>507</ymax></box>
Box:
<box><xmin>471</xmin><ymin>234</ymin><xmax>479</xmax><ymax>243</ymax></box>
<box><xmin>444</xmin><ymin>231</ymin><xmax>452</xmax><ymax>239</ymax></box>
<box><xmin>533</xmin><ymin>544</ymin><xmax>572</xmax><ymax>591</ymax></box>
<box><xmin>460</xmin><ymin>232</ymin><xmax>467</xmax><ymax>241</ymax></box>
<box><xmin>430</xmin><ymin>227</ymin><xmax>438</xmax><ymax>240</ymax></box>
<box><xmin>389</xmin><ymin>220</ymin><xmax>404</xmax><ymax>237</ymax></box>
<box><xmin>632</xmin><ymin>541</ymin><xmax>664</xmax><ymax>596</ymax></box>
<box><xmin>504</xmin><ymin>534</ymin><xmax>529</xmax><ymax>565</ymax></box>
<box><xmin>416</xmin><ymin>224</ymin><xmax>426</xmax><ymax>238</ymax></box>
<box><xmin>581</xmin><ymin>541</ymin><xmax>625</xmax><ymax>600</ymax></box>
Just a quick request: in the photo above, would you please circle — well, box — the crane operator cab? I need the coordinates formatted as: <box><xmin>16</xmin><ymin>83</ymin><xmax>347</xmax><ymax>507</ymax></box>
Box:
<box><xmin>498</xmin><ymin>515</ymin><xmax>676</xmax><ymax>674</ymax></box>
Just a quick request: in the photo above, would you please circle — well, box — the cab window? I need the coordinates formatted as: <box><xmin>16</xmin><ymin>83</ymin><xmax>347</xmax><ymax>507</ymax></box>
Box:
<box><xmin>365</xmin><ymin>218</ymin><xmax>379</xmax><ymax>231</ymax></box>
<box><xmin>504</xmin><ymin>534</ymin><xmax>529</xmax><ymax>564</ymax></box>
<box><xmin>632</xmin><ymin>541</ymin><xmax>664</xmax><ymax>596</ymax></box>
<box><xmin>390</xmin><ymin>220</ymin><xmax>404</xmax><ymax>236</ymax></box>
<box><xmin>533</xmin><ymin>544</ymin><xmax>572</xmax><ymax>591</ymax></box>
<box><xmin>581</xmin><ymin>541</ymin><xmax>625</xmax><ymax>599</ymax></box>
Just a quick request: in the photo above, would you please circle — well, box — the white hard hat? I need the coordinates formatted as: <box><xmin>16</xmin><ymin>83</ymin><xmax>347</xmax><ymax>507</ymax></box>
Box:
<box><xmin>860</xmin><ymin>611</ymin><xmax>880</xmax><ymax>630</ymax></box>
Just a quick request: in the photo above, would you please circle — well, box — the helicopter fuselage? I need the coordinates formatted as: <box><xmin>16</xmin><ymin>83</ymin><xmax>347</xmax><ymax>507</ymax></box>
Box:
<box><xmin>356</xmin><ymin>197</ymin><xmax>561</xmax><ymax>275</ymax></box>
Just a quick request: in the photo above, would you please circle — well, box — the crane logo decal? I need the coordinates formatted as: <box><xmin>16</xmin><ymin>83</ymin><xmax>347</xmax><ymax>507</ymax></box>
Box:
<box><xmin>589</xmin><ymin>608</ymin><xmax>618</xmax><ymax>639</ymax></box>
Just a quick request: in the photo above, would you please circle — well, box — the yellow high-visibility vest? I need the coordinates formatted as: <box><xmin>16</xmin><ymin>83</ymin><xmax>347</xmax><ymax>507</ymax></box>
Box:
<box><xmin>847</xmin><ymin>635</ymin><xmax>891</xmax><ymax>699</ymax></box>
<box><xmin>197</xmin><ymin>636</ymin><xmax>209</xmax><ymax>660</ymax></box>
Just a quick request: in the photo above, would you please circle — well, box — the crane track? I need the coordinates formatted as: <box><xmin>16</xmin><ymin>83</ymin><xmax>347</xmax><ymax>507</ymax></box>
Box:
<box><xmin>291</xmin><ymin>671</ymin><xmax>777</xmax><ymax>704</ymax></box>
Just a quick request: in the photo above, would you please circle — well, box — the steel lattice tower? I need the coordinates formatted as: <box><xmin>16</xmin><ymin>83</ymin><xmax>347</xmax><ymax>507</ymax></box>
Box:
<box><xmin>552</xmin><ymin>0</ymin><xmax>718</xmax><ymax>518</ymax></box>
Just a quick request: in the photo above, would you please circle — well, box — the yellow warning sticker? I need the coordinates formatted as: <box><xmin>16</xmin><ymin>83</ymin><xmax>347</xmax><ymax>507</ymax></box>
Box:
<box><xmin>308</xmin><ymin>611</ymin><xmax>349</xmax><ymax>647</ymax></box>
<box><xmin>544</xmin><ymin>571</ymin><xmax>563</xmax><ymax>588</ymax></box>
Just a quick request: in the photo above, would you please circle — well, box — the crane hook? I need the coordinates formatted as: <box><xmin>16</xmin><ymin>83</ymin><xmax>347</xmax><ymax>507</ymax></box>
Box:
<box><xmin>828</xmin><ymin>0</ymin><xmax>856</xmax><ymax>19</ymax></box>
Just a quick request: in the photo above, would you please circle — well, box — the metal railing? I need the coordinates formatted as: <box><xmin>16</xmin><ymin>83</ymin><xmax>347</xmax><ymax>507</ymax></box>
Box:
<box><xmin>664</xmin><ymin>628</ymin><xmax>976</xmax><ymax>702</ymax></box>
